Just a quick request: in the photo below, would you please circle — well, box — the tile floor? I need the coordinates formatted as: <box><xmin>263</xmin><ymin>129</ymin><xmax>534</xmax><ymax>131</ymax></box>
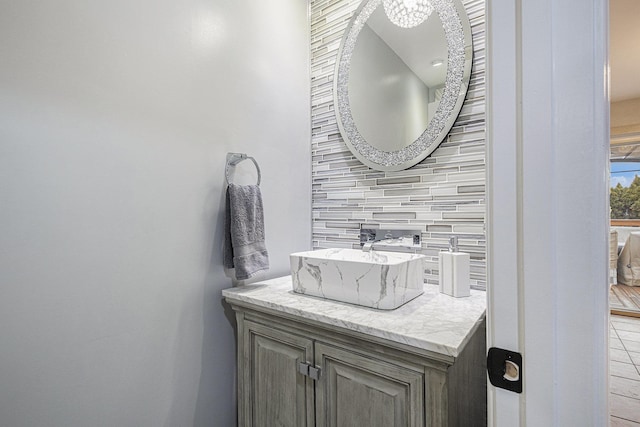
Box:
<box><xmin>611</xmin><ymin>314</ymin><xmax>640</xmax><ymax>426</ymax></box>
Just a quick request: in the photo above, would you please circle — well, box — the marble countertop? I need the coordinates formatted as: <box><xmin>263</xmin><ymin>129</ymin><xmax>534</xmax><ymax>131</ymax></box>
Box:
<box><xmin>222</xmin><ymin>276</ymin><xmax>486</xmax><ymax>358</ymax></box>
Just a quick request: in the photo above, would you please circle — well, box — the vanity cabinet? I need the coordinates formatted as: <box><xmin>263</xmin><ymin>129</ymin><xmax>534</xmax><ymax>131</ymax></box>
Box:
<box><xmin>228</xmin><ymin>299</ymin><xmax>486</xmax><ymax>427</ymax></box>
<box><xmin>242</xmin><ymin>320</ymin><xmax>315</xmax><ymax>426</ymax></box>
<box><xmin>314</xmin><ymin>342</ymin><xmax>424</xmax><ymax>427</ymax></box>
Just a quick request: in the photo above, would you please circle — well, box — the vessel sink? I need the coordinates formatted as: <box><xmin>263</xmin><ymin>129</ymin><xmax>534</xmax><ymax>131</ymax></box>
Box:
<box><xmin>290</xmin><ymin>248</ymin><xmax>426</xmax><ymax>310</ymax></box>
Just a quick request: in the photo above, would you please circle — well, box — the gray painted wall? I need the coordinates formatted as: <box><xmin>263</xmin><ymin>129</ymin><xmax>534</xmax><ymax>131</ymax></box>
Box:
<box><xmin>311</xmin><ymin>0</ymin><xmax>486</xmax><ymax>289</ymax></box>
<box><xmin>0</xmin><ymin>1</ymin><xmax>310</xmax><ymax>426</ymax></box>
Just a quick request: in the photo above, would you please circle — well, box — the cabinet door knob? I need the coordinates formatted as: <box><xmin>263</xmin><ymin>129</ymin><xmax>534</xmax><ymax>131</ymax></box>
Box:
<box><xmin>298</xmin><ymin>362</ymin><xmax>322</xmax><ymax>380</ymax></box>
<box><xmin>308</xmin><ymin>366</ymin><xmax>322</xmax><ymax>381</ymax></box>
<box><xmin>298</xmin><ymin>362</ymin><xmax>309</xmax><ymax>376</ymax></box>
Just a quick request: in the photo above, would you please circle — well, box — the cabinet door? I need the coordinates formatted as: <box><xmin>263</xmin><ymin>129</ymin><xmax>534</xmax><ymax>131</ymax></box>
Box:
<box><xmin>315</xmin><ymin>342</ymin><xmax>424</xmax><ymax>427</ymax></box>
<box><xmin>241</xmin><ymin>320</ymin><xmax>315</xmax><ymax>427</ymax></box>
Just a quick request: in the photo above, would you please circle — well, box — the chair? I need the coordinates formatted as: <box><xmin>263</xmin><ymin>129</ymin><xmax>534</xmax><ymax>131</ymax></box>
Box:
<box><xmin>617</xmin><ymin>231</ymin><xmax>640</xmax><ymax>286</ymax></box>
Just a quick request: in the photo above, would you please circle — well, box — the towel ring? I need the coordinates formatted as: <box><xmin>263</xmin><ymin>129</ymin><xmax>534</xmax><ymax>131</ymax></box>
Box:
<box><xmin>225</xmin><ymin>153</ymin><xmax>261</xmax><ymax>186</ymax></box>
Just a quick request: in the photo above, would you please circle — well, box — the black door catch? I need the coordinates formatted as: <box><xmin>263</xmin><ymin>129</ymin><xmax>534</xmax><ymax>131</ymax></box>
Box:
<box><xmin>487</xmin><ymin>347</ymin><xmax>522</xmax><ymax>393</ymax></box>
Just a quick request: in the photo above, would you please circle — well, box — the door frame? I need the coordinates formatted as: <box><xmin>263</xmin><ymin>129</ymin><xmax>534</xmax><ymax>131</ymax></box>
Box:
<box><xmin>485</xmin><ymin>0</ymin><xmax>610</xmax><ymax>425</ymax></box>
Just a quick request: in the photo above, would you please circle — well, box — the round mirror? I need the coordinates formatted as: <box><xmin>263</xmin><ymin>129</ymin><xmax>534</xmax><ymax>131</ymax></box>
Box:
<box><xmin>334</xmin><ymin>0</ymin><xmax>473</xmax><ymax>171</ymax></box>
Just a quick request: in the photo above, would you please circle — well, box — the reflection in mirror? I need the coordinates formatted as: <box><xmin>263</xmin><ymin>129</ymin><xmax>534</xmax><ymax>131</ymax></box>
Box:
<box><xmin>349</xmin><ymin>6</ymin><xmax>446</xmax><ymax>153</ymax></box>
<box><xmin>334</xmin><ymin>0</ymin><xmax>472</xmax><ymax>171</ymax></box>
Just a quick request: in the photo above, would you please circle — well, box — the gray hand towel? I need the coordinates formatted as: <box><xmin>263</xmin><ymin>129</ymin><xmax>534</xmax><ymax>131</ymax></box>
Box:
<box><xmin>224</xmin><ymin>183</ymin><xmax>269</xmax><ymax>280</ymax></box>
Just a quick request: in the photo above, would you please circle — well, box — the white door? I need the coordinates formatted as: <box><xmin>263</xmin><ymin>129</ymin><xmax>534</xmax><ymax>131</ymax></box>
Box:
<box><xmin>485</xmin><ymin>0</ymin><xmax>610</xmax><ymax>425</ymax></box>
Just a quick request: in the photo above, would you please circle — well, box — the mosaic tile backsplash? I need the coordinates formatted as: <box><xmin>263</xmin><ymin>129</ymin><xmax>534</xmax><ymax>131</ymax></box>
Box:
<box><xmin>310</xmin><ymin>0</ymin><xmax>486</xmax><ymax>290</ymax></box>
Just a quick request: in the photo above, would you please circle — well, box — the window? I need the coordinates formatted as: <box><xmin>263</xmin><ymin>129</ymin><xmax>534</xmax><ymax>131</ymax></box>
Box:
<box><xmin>611</xmin><ymin>161</ymin><xmax>640</xmax><ymax>219</ymax></box>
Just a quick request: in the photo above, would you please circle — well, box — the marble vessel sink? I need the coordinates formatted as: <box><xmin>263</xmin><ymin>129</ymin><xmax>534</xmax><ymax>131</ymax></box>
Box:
<box><xmin>290</xmin><ymin>248</ymin><xmax>426</xmax><ymax>310</ymax></box>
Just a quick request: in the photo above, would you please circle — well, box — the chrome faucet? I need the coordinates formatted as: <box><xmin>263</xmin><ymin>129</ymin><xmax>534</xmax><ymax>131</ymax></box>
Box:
<box><xmin>362</xmin><ymin>231</ymin><xmax>394</xmax><ymax>252</ymax></box>
<box><xmin>360</xmin><ymin>227</ymin><xmax>421</xmax><ymax>253</ymax></box>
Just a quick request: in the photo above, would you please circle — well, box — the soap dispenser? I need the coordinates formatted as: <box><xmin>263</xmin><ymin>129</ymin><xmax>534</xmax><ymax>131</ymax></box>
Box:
<box><xmin>439</xmin><ymin>236</ymin><xmax>470</xmax><ymax>297</ymax></box>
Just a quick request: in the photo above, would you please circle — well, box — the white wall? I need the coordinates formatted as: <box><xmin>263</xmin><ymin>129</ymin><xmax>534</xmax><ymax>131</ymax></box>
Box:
<box><xmin>0</xmin><ymin>1</ymin><xmax>310</xmax><ymax>426</ymax></box>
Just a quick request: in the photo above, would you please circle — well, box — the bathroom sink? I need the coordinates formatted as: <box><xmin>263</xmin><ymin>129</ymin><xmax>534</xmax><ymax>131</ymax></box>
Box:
<box><xmin>289</xmin><ymin>248</ymin><xmax>426</xmax><ymax>310</ymax></box>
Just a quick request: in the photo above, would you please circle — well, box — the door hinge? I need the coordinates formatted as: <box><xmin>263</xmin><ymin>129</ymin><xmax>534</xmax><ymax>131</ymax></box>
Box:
<box><xmin>298</xmin><ymin>362</ymin><xmax>322</xmax><ymax>380</ymax></box>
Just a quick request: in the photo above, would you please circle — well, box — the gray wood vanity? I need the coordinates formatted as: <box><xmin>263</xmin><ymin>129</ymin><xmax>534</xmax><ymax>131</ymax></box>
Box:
<box><xmin>223</xmin><ymin>276</ymin><xmax>486</xmax><ymax>427</ymax></box>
